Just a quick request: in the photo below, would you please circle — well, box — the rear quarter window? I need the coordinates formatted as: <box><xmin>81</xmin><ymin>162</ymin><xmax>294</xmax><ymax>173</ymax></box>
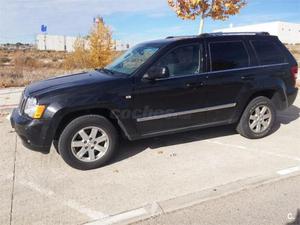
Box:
<box><xmin>250</xmin><ymin>40</ymin><xmax>285</xmax><ymax>65</ymax></box>
<box><xmin>209</xmin><ymin>41</ymin><xmax>249</xmax><ymax>72</ymax></box>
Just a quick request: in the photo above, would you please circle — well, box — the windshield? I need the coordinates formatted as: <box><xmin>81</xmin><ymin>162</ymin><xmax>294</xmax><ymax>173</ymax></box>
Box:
<box><xmin>105</xmin><ymin>45</ymin><xmax>160</xmax><ymax>75</ymax></box>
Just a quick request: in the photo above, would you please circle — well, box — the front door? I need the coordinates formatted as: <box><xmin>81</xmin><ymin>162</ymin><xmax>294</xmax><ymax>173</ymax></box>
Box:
<box><xmin>132</xmin><ymin>43</ymin><xmax>207</xmax><ymax>136</ymax></box>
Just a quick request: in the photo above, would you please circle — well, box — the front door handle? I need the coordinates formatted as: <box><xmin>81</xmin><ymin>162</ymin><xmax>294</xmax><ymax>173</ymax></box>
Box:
<box><xmin>186</xmin><ymin>82</ymin><xmax>205</xmax><ymax>88</ymax></box>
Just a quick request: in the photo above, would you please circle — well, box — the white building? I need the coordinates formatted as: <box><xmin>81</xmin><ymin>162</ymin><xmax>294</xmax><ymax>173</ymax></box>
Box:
<box><xmin>113</xmin><ymin>40</ymin><xmax>130</xmax><ymax>51</ymax></box>
<box><xmin>36</xmin><ymin>34</ymin><xmax>88</xmax><ymax>52</ymax></box>
<box><xmin>214</xmin><ymin>21</ymin><xmax>300</xmax><ymax>44</ymax></box>
<box><xmin>36</xmin><ymin>34</ymin><xmax>130</xmax><ymax>52</ymax></box>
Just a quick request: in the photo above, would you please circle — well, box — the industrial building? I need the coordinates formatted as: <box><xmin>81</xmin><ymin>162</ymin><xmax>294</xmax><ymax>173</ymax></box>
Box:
<box><xmin>36</xmin><ymin>34</ymin><xmax>85</xmax><ymax>52</ymax></box>
<box><xmin>36</xmin><ymin>34</ymin><xmax>130</xmax><ymax>52</ymax></box>
<box><xmin>214</xmin><ymin>21</ymin><xmax>300</xmax><ymax>44</ymax></box>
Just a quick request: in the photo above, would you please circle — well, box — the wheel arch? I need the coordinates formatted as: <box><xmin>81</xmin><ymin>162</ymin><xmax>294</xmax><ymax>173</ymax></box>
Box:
<box><xmin>53</xmin><ymin>108</ymin><xmax>130</xmax><ymax>142</ymax></box>
<box><xmin>245</xmin><ymin>88</ymin><xmax>287</xmax><ymax>111</ymax></box>
<box><xmin>234</xmin><ymin>88</ymin><xmax>285</xmax><ymax>124</ymax></box>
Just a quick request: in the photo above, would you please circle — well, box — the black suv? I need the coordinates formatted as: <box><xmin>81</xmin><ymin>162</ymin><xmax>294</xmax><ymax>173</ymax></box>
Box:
<box><xmin>11</xmin><ymin>32</ymin><xmax>298</xmax><ymax>170</ymax></box>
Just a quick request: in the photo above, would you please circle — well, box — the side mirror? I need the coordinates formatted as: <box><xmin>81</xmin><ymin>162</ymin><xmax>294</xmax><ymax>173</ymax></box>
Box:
<box><xmin>143</xmin><ymin>66</ymin><xmax>170</xmax><ymax>80</ymax></box>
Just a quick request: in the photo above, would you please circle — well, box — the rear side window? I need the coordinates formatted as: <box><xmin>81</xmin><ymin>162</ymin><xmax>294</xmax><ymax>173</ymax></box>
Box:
<box><xmin>251</xmin><ymin>40</ymin><xmax>285</xmax><ymax>65</ymax></box>
<box><xmin>209</xmin><ymin>41</ymin><xmax>249</xmax><ymax>72</ymax></box>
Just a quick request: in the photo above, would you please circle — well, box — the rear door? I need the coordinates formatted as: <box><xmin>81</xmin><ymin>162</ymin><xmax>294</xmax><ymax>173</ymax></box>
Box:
<box><xmin>204</xmin><ymin>37</ymin><xmax>252</xmax><ymax>123</ymax></box>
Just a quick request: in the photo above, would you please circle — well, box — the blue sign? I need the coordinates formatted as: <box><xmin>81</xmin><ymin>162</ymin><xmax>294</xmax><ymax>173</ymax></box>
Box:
<box><xmin>41</xmin><ymin>25</ymin><xmax>47</xmax><ymax>33</ymax></box>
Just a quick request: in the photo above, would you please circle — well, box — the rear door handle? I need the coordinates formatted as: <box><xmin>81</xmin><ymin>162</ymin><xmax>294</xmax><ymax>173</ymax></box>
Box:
<box><xmin>241</xmin><ymin>75</ymin><xmax>255</xmax><ymax>81</ymax></box>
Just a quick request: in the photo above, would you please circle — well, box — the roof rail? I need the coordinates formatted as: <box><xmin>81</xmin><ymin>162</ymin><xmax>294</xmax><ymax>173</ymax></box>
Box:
<box><xmin>166</xmin><ymin>32</ymin><xmax>270</xmax><ymax>39</ymax></box>
<box><xmin>166</xmin><ymin>35</ymin><xmax>198</xmax><ymax>39</ymax></box>
<box><xmin>201</xmin><ymin>32</ymin><xmax>270</xmax><ymax>36</ymax></box>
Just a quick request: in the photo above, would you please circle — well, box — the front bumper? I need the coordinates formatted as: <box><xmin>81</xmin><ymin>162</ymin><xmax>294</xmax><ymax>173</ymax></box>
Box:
<box><xmin>10</xmin><ymin>109</ymin><xmax>51</xmax><ymax>154</ymax></box>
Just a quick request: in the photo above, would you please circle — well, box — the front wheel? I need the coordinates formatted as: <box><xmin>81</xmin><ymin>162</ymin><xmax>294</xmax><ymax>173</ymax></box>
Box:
<box><xmin>58</xmin><ymin>115</ymin><xmax>118</xmax><ymax>170</ymax></box>
<box><xmin>237</xmin><ymin>96</ymin><xmax>276</xmax><ymax>139</ymax></box>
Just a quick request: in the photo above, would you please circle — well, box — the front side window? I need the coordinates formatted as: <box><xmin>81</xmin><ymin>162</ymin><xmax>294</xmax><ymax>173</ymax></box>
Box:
<box><xmin>152</xmin><ymin>44</ymin><xmax>201</xmax><ymax>77</ymax></box>
<box><xmin>106</xmin><ymin>45</ymin><xmax>160</xmax><ymax>75</ymax></box>
<box><xmin>251</xmin><ymin>40</ymin><xmax>285</xmax><ymax>65</ymax></box>
<box><xmin>210</xmin><ymin>41</ymin><xmax>249</xmax><ymax>72</ymax></box>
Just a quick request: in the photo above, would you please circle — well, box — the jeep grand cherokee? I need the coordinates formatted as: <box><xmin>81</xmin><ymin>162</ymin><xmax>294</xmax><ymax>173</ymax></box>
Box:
<box><xmin>11</xmin><ymin>32</ymin><xmax>298</xmax><ymax>170</ymax></box>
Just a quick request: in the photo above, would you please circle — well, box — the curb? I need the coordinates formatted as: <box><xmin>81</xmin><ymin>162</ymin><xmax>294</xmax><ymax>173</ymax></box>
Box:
<box><xmin>0</xmin><ymin>104</ymin><xmax>17</xmax><ymax>113</ymax></box>
<box><xmin>82</xmin><ymin>169</ymin><xmax>300</xmax><ymax>225</ymax></box>
<box><xmin>0</xmin><ymin>88</ymin><xmax>23</xmax><ymax>113</ymax></box>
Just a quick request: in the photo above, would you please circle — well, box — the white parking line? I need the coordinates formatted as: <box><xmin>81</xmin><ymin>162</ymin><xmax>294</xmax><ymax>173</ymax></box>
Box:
<box><xmin>204</xmin><ymin>140</ymin><xmax>247</xmax><ymax>150</ymax></box>
<box><xmin>19</xmin><ymin>179</ymin><xmax>106</xmax><ymax>220</ymax></box>
<box><xmin>205</xmin><ymin>140</ymin><xmax>300</xmax><ymax>162</ymax></box>
<box><xmin>19</xmin><ymin>180</ymin><xmax>55</xmax><ymax>197</ymax></box>
<box><xmin>277</xmin><ymin>166</ymin><xmax>300</xmax><ymax>175</ymax></box>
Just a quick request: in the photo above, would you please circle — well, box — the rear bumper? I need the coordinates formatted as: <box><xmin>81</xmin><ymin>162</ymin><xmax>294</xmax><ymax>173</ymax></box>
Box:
<box><xmin>10</xmin><ymin>109</ymin><xmax>51</xmax><ymax>154</ymax></box>
<box><xmin>287</xmin><ymin>88</ymin><xmax>298</xmax><ymax>107</ymax></box>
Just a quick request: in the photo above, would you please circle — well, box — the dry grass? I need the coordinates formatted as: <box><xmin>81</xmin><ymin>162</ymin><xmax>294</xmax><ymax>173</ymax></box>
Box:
<box><xmin>0</xmin><ymin>49</ymin><xmax>75</xmax><ymax>87</ymax></box>
<box><xmin>286</xmin><ymin>44</ymin><xmax>300</xmax><ymax>64</ymax></box>
<box><xmin>0</xmin><ymin>47</ymin><xmax>122</xmax><ymax>87</ymax></box>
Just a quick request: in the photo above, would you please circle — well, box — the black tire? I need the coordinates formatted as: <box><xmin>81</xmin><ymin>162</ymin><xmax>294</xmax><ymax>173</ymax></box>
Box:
<box><xmin>53</xmin><ymin>139</ymin><xmax>59</xmax><ymax>154</ymax></box>
<box><xmin>58</xmin><ymin>115</ymin><xmax>118</xmax><ymax>170</ymax></box>
<box><xmin>237</xmin><ymin>96</ymin><xmax>276</xmax><ymax>139</ymax></box>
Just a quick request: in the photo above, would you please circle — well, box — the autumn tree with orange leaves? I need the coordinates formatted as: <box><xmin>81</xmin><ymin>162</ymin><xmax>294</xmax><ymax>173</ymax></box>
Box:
<box><xmin>168</xmin><ymin>0</ymin><xmax>247</xmax><ymax>34</ymax></box>
<box><xmin>65</xmin><ymin>17</ymin><xmax>115</xmax><ymax>69</ymax></box>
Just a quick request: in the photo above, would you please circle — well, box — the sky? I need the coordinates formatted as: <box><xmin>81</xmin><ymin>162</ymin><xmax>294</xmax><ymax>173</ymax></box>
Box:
<box><xmin>0</xmin><ymin>0</ymin><xmax>300</xmax><ymax>45</ymax></box>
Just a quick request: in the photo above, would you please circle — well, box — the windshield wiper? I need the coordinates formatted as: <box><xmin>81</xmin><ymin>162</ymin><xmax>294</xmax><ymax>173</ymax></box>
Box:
<box><xmin>96</xmin><ymin>68</ymin><xmax>114</xmax><ymax>75</ymax></box>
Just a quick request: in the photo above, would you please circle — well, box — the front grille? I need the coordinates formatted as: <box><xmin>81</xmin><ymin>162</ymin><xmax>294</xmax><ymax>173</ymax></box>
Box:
<box><xmin>18</xmin><ymin>91</ymin><xmax>27</xmax><ymax>113</ymax></box>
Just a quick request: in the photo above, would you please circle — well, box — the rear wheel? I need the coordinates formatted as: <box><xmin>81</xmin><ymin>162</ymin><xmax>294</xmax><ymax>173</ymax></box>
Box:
<box><xmin>237</xmin><ymin>96</ymin><xmax>276</xmax><ymax>139</ymax></box>
<box><xmin>58</xmin><ymin>115</ymin><xmax>118</xmax><ymax>170</ymax></box>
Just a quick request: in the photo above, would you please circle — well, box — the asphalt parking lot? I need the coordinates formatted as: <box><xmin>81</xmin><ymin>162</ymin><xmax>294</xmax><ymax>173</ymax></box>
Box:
<box><xmin>0</xmin><ymin>93</ymin><xmax>300</xmax><ymax>225</ymax></box>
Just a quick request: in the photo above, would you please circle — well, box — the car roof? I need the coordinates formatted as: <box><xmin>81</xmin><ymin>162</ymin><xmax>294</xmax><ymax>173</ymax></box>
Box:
<box><xmin>138</xmin><ymin>32</ymin><xmax>276</xmax><ymax>47</ymax></box>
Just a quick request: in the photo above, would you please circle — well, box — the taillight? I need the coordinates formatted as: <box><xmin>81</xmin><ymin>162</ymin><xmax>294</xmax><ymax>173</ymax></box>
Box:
<box><xmin>291</xmin><ymin>66</ymin><xmax>298</xmax><ymax>82</ymax></box>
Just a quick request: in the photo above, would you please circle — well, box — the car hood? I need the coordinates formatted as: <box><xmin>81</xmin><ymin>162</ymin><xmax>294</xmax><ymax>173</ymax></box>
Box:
<box><xmin>25</xmin><ymin>70</ymin><xmax>120</xmax><ymax>97</ymax></box>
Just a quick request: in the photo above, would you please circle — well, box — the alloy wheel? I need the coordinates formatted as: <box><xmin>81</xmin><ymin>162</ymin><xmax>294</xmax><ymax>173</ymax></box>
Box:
<box><xmin>71</xmin><ymin>126</ymin><xmax>109</xmax><ymax>162</ymax></box>
<box><xmin>249</xmin><ymin>105</ymin><xmax>272</xmax><ymax>133</ymax></box>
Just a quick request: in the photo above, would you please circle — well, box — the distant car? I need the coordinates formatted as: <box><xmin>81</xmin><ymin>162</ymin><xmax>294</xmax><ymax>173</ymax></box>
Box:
<box><xmin>11</xmin><ymin>32</ymin><xmax>298</xmax><ymax>170</ymax></box>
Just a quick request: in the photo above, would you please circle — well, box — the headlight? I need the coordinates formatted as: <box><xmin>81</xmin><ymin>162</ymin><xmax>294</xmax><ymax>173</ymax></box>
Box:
<box><xmin>24</xmin><ymin>97</ymin><xmax>46</xmax><ymax>119</ymax></box>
